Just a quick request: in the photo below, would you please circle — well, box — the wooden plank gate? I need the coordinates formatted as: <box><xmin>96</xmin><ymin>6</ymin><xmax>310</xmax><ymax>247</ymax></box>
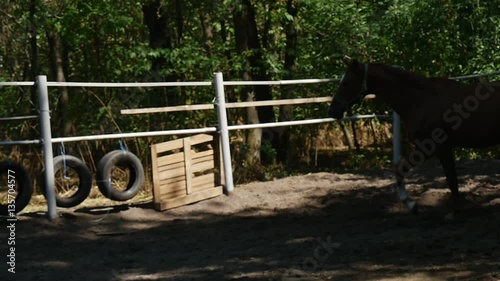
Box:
<box><xmin>150</xmin><ymin>133</ymin><xmax>224</xmax><ymax>211</ymax></box>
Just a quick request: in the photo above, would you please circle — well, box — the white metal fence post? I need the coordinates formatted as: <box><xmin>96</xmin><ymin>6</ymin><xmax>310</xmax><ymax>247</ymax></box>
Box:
<box><xmin>392</xmin><ymin>111</ymin><xmax>401</xmax><ymax>165</ymax></box>
<box><xmin>37</xmin><ymin>75</ymin><xmax>58</xmax><ymax>220</ymax></box>
<box><xmin>213</xmin><ymin>72</ymin><xmax>235</xmax><ymax>194</ymax></box>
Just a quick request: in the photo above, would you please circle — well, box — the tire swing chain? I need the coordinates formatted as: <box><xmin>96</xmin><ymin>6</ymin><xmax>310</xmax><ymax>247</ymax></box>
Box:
<box><xmin>119</xmin><ymin>139</ymin><xmax>127</xmax><ymax>153</ymax></box>
<box><xmin>115</xmin><ymin>139</ymin><xmax>128</xmax><ymax>188</ymax></box>
<box><xmin>95</xmin><ymin>139</ymin><xmax>128</xmax><ymax>186</ymax></box>
<box><xmin>60</xmin><ymin>141</ymin><xmax>70</xmax><ymax>180</ymax></box>
<box><xmin>40</xmin><ymin>154</ymin><xmax>93</xmax><ymax>208</ymax></box>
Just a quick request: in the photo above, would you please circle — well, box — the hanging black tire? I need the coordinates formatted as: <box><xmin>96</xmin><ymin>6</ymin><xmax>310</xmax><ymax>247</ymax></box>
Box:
<box><xmin>41</xmin><ymin>155</ymin><xmax>93</xmax><ymax>208</ymax></box>
<box><xmin>0</xmin><ymin>160</ymin><xmax>33</xmax><ymax>216</ymax></box>
<box><xmin>96</xmin><ymin>150</ymin><xmax>144</xmax><ymax>201</ymax></box>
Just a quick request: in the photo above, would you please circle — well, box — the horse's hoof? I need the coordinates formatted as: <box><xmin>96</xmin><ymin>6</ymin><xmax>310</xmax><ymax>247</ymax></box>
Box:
<box><xmin>444</xmin><ymin>211</ymin><xmax>455</xmax><ymax>221</ymax></box>
<box><xmin>450</xmin><ymin>193</ymin><xmax>467</xmax><ymax>209</ymax></box>
<box><xmin>411</xmin><ymin>204</ymin><xmax>419</xmax><ymax>215</ymax></box>
<box><xmin>405</xmin><ymin>200</ymin><xmax>418</xmax><ymax>215</ymax></box>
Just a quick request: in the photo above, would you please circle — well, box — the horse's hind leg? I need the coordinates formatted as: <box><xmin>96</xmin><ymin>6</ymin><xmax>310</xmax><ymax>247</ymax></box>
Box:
<box><xmin>437</xmin><ymin>147</ymin><xmax>461</xmax><ymax>210</ymax></box>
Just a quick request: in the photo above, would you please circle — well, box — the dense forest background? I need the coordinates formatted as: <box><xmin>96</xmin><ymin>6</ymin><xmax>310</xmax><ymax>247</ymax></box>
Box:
<box><xmin>1</xmin><ymin>0</ymin><xmax>500</xmax><ymax>185</ymax></box>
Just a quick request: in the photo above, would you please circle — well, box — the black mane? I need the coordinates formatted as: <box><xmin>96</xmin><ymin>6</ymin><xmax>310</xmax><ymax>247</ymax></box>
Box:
<box><xmin>373</xmin><ymin>64</ymin><xmax>464</xmax><ymax>95</ymax></box>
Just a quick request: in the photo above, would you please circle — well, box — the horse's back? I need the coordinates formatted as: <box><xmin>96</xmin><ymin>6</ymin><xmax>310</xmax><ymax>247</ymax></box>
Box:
<box><xmin>437</xmin><ymin>80</ymin><xmax>500</xmax><ymax>147</ymax></box>
<box><xmin>406</xmin><ymin>79</ymin><xmax>500</xmax><ymax>148</ymax></box>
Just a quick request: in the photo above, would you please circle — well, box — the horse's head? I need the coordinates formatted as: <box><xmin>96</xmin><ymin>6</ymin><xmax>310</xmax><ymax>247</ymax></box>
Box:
<box><xmin>328</xmin><ymin>57</ymin><xmax>369</xmax><ymax>119</ymax></box>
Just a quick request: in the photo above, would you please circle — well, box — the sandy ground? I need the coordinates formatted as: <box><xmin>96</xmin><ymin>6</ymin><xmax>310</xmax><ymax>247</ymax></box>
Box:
<box><xmin>1</xmin><ymin>158</ymin><xmax>500</xmax><ymax>281</ymax></box>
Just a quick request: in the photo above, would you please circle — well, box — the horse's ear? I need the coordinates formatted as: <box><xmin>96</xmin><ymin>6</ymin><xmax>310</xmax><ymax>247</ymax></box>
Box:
<box><xmin>342</xmin><ymin>56</ymin><xmax>352</xmax><ymax>66</ymax></box>
<box><xmin>350</xmin><ymin>59</ymin><xmax>359</xmax><ymax>69</ymax></box>
<box><xmin>343</xmin><ymin>56</ymin><xmax>359</xmax><ymax>70</ymax></box>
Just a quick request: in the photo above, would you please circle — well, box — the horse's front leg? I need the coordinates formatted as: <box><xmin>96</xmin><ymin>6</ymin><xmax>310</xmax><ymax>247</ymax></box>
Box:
<box><xmin>393</xmin><ymin>157</ymin><xmax>419</xmax><ymax>213</ymax></box>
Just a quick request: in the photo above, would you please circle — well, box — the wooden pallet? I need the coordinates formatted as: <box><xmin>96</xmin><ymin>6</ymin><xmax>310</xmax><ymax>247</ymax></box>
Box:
<box><xmin>151</xmin><ymin>134</ymin><xmax>224</xmax><ymax>211</ymax></box>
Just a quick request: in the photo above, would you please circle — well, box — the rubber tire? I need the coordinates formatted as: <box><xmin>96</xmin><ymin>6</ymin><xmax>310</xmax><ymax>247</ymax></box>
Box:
<box><xmin>0</xmin><ymin>160</ymin><xmax>33</xmax><ymax>216</ymax></box>
<box><xmin>41</xmin><ymin>155</ymin><xmax>93</xmax><ymax>208</ymax></box>
<box><xmin>96</xmin><ymin>150</ymin><xmax>144</xmax><ymax>201</ymax></box>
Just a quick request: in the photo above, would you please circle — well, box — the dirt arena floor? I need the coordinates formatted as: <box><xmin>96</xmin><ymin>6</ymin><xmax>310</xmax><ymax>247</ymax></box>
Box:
<box><xmin>1</xmin><ymin>158</ymin><xmax>500</xmax><ymax>281</ymax></box>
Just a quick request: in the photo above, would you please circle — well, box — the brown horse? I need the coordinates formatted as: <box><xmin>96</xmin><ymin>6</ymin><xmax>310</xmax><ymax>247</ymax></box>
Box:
<box><xmin>329</xmin><ymin>57</ymin><xmax>500</xmax><ymax>213</ymax></box>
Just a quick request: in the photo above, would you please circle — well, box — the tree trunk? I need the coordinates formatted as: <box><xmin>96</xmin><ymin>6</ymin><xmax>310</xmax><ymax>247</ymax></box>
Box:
<box><xmin>175</xmin><ymin>0</ymin><xmax>183</xmax><ymax>46</ymax></box>
<box><xmin>199</xmin><ymin>9</ymin><xmax>213</xmax><ymax>53</ymax></box>
<box><xmin>28</xmin><ymin>0</ymin><xmax>38</xmax><ymax>113</ymax></box>
<box><xmin>243</xmin><ymin>82</ymin><xmax>262</xmax><ymax>164</ymax></box>
<box><xmin>142</xmin><ymin>0</ymin><xmax>174</xmax><ymax>108</ymax></box>
<box><xmin>27</xmin><ymin>0</ymin><xmax>39</xmax><ymax>141</ymax></box>
<box><xmin>350</xmin><ymin>120</ymin><xmax>361</xmax><ymax>151</ymax></box>
<box><xmin>339</xmin><ymin>121</ymin><xmax>355</xmax><ymax>150</ymax></box>
<box><xmin>142</xmin><ymin>0</ymin><xmax>172</xmax><ymax>74</ymax></box>
<box><xmin>48</xmin><ymin>32</ymin><xmax>72</xmax><ymax>138</ymax></box>
<box><xmin>233</xmin><ymin>0</ymin><xmax>275</xmax><ymax>165</ymax></box>
<box><xmin>278</xmin><ymin>0</ymin><xmax>298</xmax><ymax>164</ymax></box>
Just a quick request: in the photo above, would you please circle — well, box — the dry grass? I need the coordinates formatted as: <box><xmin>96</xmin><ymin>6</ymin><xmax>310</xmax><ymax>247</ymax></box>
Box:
<box><xmin>22</xmin><ymin>185</ymin><xmax>153</xmax><ymax>214</ymax></box>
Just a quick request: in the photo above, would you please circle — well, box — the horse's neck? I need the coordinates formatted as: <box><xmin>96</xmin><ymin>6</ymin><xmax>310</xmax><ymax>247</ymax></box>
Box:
<box><xmin>367</xmin><ymin>64</ymin><xmax>432</xmax><ymax>118</ymax></box>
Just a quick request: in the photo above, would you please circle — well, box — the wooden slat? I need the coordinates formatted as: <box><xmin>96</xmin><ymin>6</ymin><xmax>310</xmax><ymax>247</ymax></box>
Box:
<box><xmin>153</xmin><ymin>138</ymin><xmax>183</xmax><ymax>153</ymax></box>
<box><xmin>157</xmin><ymin>152</ymin><xmax>184</xmax><ymax>167</ymax></box>
<box><xmin>184</xmin><ymin>138</ymin><xmax>193</xmax><ymax>195</ymax></box>
<box><xmin>225</xmin><ymin>97</ymin><xmax>331</xmax><ymax>108</ymax></box>
<box><xmin>164</xmin><ymin>179</ymin><xmax>186</xmax><ymax>190</ymax></box>
<box><xmin>151</xmin><ymin>145</ymin><xmax>161</xmax><ymax>205</ymax></box>
<box><xmin>155</xmin><ymin>186</ymin><xmax>223</xmax><ymax>211</ymax></box>
<box><xmin>160</xmin><ymin>174</ymin><xmax>215</xmax><ymax>199</ymax></box>
<box><xmin>192</xmin><ymin>149</ymin><xmax>213</xmax><ymax>160</ymax></box>
<box><xmin>158</xmin><ymin>152</ymin><xmax>212</xmax><ymax>175</ymax></box>
<box><xmin>161</xmin><ymin>180</ymin><xmax>188</xmax><ymax>199</ymax></box>
<box><xmin>160</xmin><ymin>179</ymin><xmax>185</xmax><ymax>193</ymax></box>
<box><xmin>121</xmin><ymin>104</ymin><xmax>215</xmax><ymax>115</ymax></box>
<box><xmin>125</xmin><ymin>96</ymin><xmax>364</xmax><ymax>117</ymax></box>
<box><xmin>158</xmin><ymin>166</ymin><xmax>185</xmax><ymax>180</ymax></box>
<box><xmin>158</xmin><ymin>161</ymin><xmax>184</xmax><ymax>173</ymax></box>
<box><xmin>192</xmin><ymin>159</ymin><xmax>214</xmax><ymax>173</ymax></box>
<box><xmin>160</xmin><ymin>174</ymin><xmax>186</xmax><ymax>185</ymax></box>
<box><xmin>225</xmin><ymin>96</ymin><xmax>374</xmax><ymax>108</ymax></box>
<box><xmin>192</xmin><ymin>155</ymin><xmax>213</xmax><ymax>166</ymax></box>
<box><xmin>189</xmin><ymin>134</ymin><xmax>213</xmax><ymax>145</ymax></box>
<box><xmin>192</xmin><ymin>173</ymin><xmax>214</xmax><ymax>188</ymax></box>
<box><xmin>213</xmin><ymin>133</ymin><xmax>225</xmax><ymax>188</ymax></box>
<box><xmin>159</xmin><ymin>178</ymin><xmax>186</xmax><ymax>195</ymax></box>
<box><xmin>192</xmin><ymin>181</ymin><xmax>215</xmax><ymax>192</ymax></box>
<box><xmin>157</xmin><ymin>149</ymin><xmax>211</xmax><ymax>168</ymax></box>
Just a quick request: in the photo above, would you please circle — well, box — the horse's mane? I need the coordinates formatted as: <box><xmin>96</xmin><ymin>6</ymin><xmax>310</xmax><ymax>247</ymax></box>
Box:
<box><xmin>373</xmin><ymin>64</ymin><xmax>463</xmax><ymax>95</ymax></box>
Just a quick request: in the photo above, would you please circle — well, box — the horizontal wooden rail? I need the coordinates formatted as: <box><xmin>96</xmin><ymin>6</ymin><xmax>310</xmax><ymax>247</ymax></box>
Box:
<box><xmin>226</xmin><ymin>95</ymin><xmax>375</xmax><ymax>109</ymax></box>
<box><xmin>225</xmin><ymin>97</ymin><xmax>332</xmax><ymax>109</ymax></box>
<box><xmin>120</xmin><ymin>95</ymin><xmax>376</xmax><ymax>115</ymax></box>
<box><xmin>121</xmin><ymin>104</ymin><xmax>215</xmax><ymax>115</ymax></box>
<box><xmin>222</xmin><ymin>78</ymin><xmax>340</xmax><ymax>86</ymax></box>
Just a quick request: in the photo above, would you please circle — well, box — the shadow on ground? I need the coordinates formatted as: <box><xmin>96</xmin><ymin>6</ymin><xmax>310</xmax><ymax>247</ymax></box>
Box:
<box><xmin>1</xmin><ymin>159</ymin><xmax>500</xmax><ymax>281</ymax></box>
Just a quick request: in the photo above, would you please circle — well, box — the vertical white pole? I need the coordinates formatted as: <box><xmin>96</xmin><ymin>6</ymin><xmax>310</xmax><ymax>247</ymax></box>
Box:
<box><xmin>37</xmin><ymin>75</ymin><xmax>58</xmax><ymax>220</ymax></box>
<box><xmin>213</xmin><ymin>72</ymin><xmax>234</xmax><ymax>194</ymax></box>
<box><xmin>392</xmin><ymin>111</ymin><xmax>401</xmax><ymax>165</ymax></box>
